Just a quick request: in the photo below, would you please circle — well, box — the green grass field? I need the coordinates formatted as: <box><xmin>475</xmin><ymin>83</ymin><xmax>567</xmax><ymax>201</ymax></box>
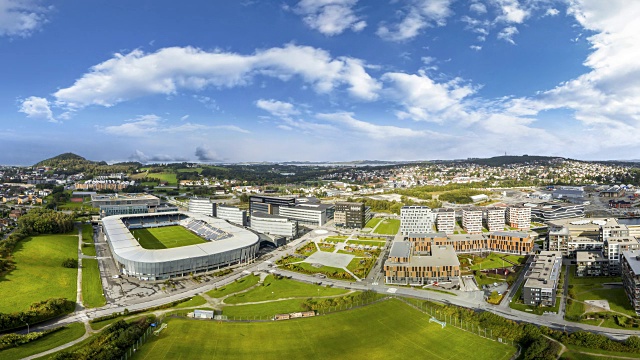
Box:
<box><xmin>364</xmin><ymin>217</ymin><xmax>381</xmax><ymax>229</ymax></box>
<box><xmin>81</xmin><ymin>259</ymin><xmax>106</xmax><ymax>308</ymax></box>
<box><xmin>224</xmin><ymin>275</ymin><xmax>349</xmax><ymax>304</ymax></box>
<box><xmin>81</xmin><ymin>224</ymin><xmax>92</xmax><ymax>242</ymax></box>
<box><xmin>207</xmin><ymin>275</ymin><xmax>261</xmax><ymax>298</ymax></box>
<box><xmin>323</xmin><ymin>236</ymin><xmax>348</xmax><ymax>243</ymax></box>
<box><xmin>467</xmin><ymin>253</ymin><xmax>523</xmax><ymax>271</ymax></box>
<box><xmin>147</xmin><ymin>172</ymin><xmax>178</xmax><ymax>185</ymax></box>
<box><xmin>346</xmin><ymin>239</ymin><xmax>386</xmax><ymax>247</ymax></box>
<box><xmin>132</xmin><ymin>226</ymin><xmax>207</xmax><ymax>249</ymax></box>
<box><xmin>0</xmin><ymin>234</ymin><xmax>78</xmax><ymax>313</ymax></box>
<box><xmin>223</xmin><ymin>299</ymin><xmax>311</xmax><ymax>319</ymax></box>
<box><xmin>134</xmin><ymin>299</ymin><xmax>515</xmax><ymax>360</ymax></box>
<box><xmin>81</xmin><ymin>243</ymin><xmax>96</xmax><ymax>257</ymax></box>
<box><xmin>373</xmin><ymin>218</ymin><xmax>400</xmax><ymax>235</ymax></box>
<box><xmin>0</xmin><ymin>322</ymin><xmax>86</xmax><ymax>360</ymax></box>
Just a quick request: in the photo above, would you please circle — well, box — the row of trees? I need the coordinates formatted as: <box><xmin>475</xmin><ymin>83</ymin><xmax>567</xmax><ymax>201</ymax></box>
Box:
<box><xmin>17</xmin><ymin>208</ymin><xmax>74</xmax><ymax>235</ymax></box>
<box><xmin>0</xmin><ymin>298</ymin><xmax>75</xmax><ymax>332</ymax></box>
<box><xmin>52</xmin><ymin>317</ymin><xmax>154</xmax><ymax>360</ymax></box>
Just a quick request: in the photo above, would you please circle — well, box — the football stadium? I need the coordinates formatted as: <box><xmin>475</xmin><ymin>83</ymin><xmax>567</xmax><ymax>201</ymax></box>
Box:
<box><xmin>101</xmin><ymin>211</ymin><xmax>260</xmax><ymax>280</ymax></box>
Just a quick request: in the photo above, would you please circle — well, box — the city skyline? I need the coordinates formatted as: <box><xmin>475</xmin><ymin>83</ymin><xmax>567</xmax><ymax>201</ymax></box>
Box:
<box><xmin>2</xmin><ymin>1</ymin><xmax>639</xmax><ymax>164</ymax></box>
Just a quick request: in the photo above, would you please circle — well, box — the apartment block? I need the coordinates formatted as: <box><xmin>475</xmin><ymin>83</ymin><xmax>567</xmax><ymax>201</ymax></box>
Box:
<box><xmin>522</xmin><ymin>251</ymin><xmax>562</xmax><ymax>307</ymax></box>
<box><xmin>622</xmin><ymin>250</ymin><xmax>640</xmax><ymax>315</ymax></box>
<box><xmin>485</xmin><ymin>207</ymin><xmax>506</xmax><ymax>232</ymax></box>
<box><xmin>605</xmin><ymin>236</ymin><xmax>640</xmax><ymax>274</ymax></box>
<box><xmin>188</xmin><ymin>198</ymin><xmax>216</xmax><ymax>217</ymax></box>
<box><xmin>384</xmin><ymin>242</ymin><xmax>460</xmax><ymax>285</ymax></box>
<box><xmin>576</xmin><ymin>251</ymin><xmax>608</xmax><ymax>277</ymax></box>
<box><xmin>400</xmin><ymin>206</ymin><xmax>435</xmax><ymax>235</ymax></box>
<box><xmin>507</xmin><ymin>206</ymin><xmax>531</xmax><ymax>230</ymax></box>
<box><xmin>406</xmin><ymin>231</ymin><xmax>532</xmax><ymax>255</ymax></box>
<box><xmin>434</xmin><ymin>208</ymin><xmax>455</xmax><ymax>235</ymax></box>
<box><xmin>250</xmin><ymin>212</ymin><xmax>297</xmax><ymax>239</ymax></box>
<box><xmin>462</xmin><ymin>207</ymin><xmax>483</xmax><ymax>234</ymax></box>
<box><xmin>334</xmin><ymin>202</ymin><xmax>371</xmax><ymax>229</ymax></box>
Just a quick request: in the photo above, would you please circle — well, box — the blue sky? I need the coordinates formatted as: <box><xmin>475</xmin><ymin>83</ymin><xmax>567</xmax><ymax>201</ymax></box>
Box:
<box><xmin>2</xmin><ymin>0</ymin><xmax>639</xmax><ymax>164</ymax></box>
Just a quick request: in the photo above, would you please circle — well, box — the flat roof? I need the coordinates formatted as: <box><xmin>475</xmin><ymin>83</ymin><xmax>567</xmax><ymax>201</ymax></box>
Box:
<box><xmin>407</xmin><ymin>232</ymin><xmax>448</xmax><ymax>239</ymax></box>
<box><xmin>623</xmin><ymin>250</ymin><xmax>640</xmax><ymax>275</ymax></box>
<box><xmin>606</xmin><ymin>236</ymin><xmax>638</xmax><ymax>245</ymax></box>
<box><xmin>389</xmin><ymin>241</ymin><xmax>411</xmax><ymax>258</ymax></box>
<box><xmin>102</xmin><ymin>211</ymin><xmax>259</xmax><ymax>264</ymax></box>
<box><xmin>491</xmin><ymin>231</ymin><xmax>530</xmax><ymax>238</ymax></box>
<box><xmin>576</xmin><ymin>250</ymin><xmax>606</xmax><ymax>262</ymax></box>
<box><xmin>524</xmin><ymin>251</ymin><xmax>562</xmax><ymax>289</ymax></box>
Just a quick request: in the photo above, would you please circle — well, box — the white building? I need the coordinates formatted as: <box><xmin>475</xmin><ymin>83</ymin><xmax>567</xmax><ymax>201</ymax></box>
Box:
<box><xmin>250</xmin><ymin>212</ymin><xmax>297</xmax><ymax>239</ymax></box>
<box><xmin>189</xmin><ymin>198</ymin><xmax>216</xmax><ymax>217</ymax></box>
<box><xmin>278</xmin><ymin>203</ymin><xmax>332</xmax><ymax>227</ymax></box>
<box><xmin>462</xmin><ymin>208</ymin><xmax>483</xmax><ymax>234</ymax></box>
<box><xmin>400</xmin><ymin>206</ymin><xmax>435</xmax><ymax>235</ymax></box>
<box><xmin>485</xmin><ymin>207</ymin><xmax>506</xmax><ymax>232</ymax></box>
<box><xmin>507</xmin><ymin>206</ymin><xmax>531</xmax><ymax>230</ymax></box>
<box><xmin>216</xmin><ymin>204</ymin><xmax>247</xmax><ymax>226</ymax></box>
<box><xmin>434</xmin><ymin>208</ymin><xmax>455</xmax><ymax>235</ymax></box>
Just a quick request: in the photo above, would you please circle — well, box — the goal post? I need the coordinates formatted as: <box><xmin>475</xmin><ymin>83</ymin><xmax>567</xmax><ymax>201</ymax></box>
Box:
<box><xmin>429</xmin><ymin>317</ymin><xmax>446</xmax><ymax>329</ymax></box>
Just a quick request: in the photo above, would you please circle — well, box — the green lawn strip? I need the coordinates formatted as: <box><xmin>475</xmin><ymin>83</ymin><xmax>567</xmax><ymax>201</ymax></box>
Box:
<box><xmin>501</xmin><ymin>254</ymin><xmax>525</xmax><ymax>265</ymax></box>
<box><xmin>206</xmin><ymin>275</ymin><xmax>261</xmax><ymax>298</ymax></box>
<box><xmin>346</xmin><ymin>239</ymin><xmax>386</xmax><ymax>247</ymax></box>
<box><xmin>373</xmin><ymin>219</ymin><xmax>400</xmax><ymax>235</ymax></box>
<box><xmin>132</xmin><ymin>225</ymin><xmax>207</xmax><ymax>249</ymax></box>
<box><xmin>295</xmin><ymin>243</ymin><xmax>317</xmax><ymax>256</ymax></box>
<box><xmin>0</xmin><ymin>322</ymin><xmax>86</xmax><ymax>360</ymax></box>
<box><xmin>318</xmin><ymin>244</ymin><xmax>335</xmax><ymax>252</ymax></box>
<box><xmin>474</xmin><ymin>275</ymin><xmax>506</xmax><ymax>287</ymax></box>
<box><xmin>420</xmin><ymin>287</ymin><xmax>458</xmax><ymax>296</ymax></box>
<box><xmin>224</xmin><ymin>275</ymin><xmax>349</xmax><ymax>304</ymax></box>
<box><xmin>364</xmin><ymin>218</ymin><xmax>382</xmax><ymax>229</ymax></box>
<box><xmin>468</xmin><ymin>253</ymin><xmax>513</xmax><ymax>271</ymax></box>
<box><xmin>346</xmin><ymin>257</ymin><xmax>375</xmax><ymax>279</ymax></box>
<box><xmin>283</xmin><ymin>262</ymin><xmax>354</xmax><ymax>281</ymax></box>
<box><xmin>173</xmin><ymin>295</ymin><xmax>207</xmax><ymax>309</ymax></box>
<box><xmin>575</xmin><ymin>288</ymin><xmax>636</xmax><ymax>317</ymax></box>
<box><xmin>81</xmin><ymin>224</ymin><xmax>92</xmax><ymax>242</ymax></box>
<box><xmin>323</xmin><ymin>236</ymin><xmax>348</xmax><ymax>243</ymax></box>
<box><xmin>564</xmin><ymin>344</ymin><xmax>640</xmax><ymax>359</ymax></box>
<box><xmin>223</xmin><ymin>299</ymin><xmax>308</xmax><ymax>319</ymax></box>
<box><xmin>146</xmin><ymin>172</ymin><xmax>178</xmax><ymax>185</ymax></box>
<box><xmin>81</xmin><ymin>258</ymin><xmax>106</xmax><ymax>308</ymax></box>
<box><xmin>81</xmin><ymin>243</ymin><xmax>96</xmax><ymax>257</ymax></box>
<box><xmin>510</xmin><ymin>295</ymin><xmax>562</xmax><ymax>315</ymax></box>
<box><xmin>0</xmin><ymin>234</ymin><xmax>78</xmax><ymax>313</ymax></box>
<box><xmin>134</xmin><ymin>299</ymin><xmax>515</xmax><ymax>360</ymax></box>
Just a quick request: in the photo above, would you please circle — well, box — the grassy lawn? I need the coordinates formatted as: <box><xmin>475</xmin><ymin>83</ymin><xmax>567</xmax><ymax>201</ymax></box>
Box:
<box><xmin>81</xmin><ymin>243</ymin><xmax>96</xmax><ymax>257</ymax></box>
<box><xmin>284</xmin><ymin>262</ymin><xmax>354</xmax><ymax>281</ymax></box>
<box><xmin>223</xmin><ymin>299</ymin><xmax>309</xmax><ymax>319</ymax></box>
<box><xmin>0</xmin><ymin>322</ymin><xmax>86</xmax><ymax>360</ymax></box>
<box><xmin>346</xmin><ymin>239</ymin><xmax>386</xmax><ymax>247</ymax></box>
<box><xmin>147</xmin><ymin>172</ymin><xmax>178</xmax><ymax>185</ymax></box>
<box><xmin>206</xmin><ymin>275</ymin><xmax>261</xmax><ymax>298</ymax></box>
<box><xmin>81</xmin><ymin>259</ymin><xmax>106</xmax><ymax>308</ymax></box>
<box><xmin>295</xmin><ymin>243</ymin><xmax>317</xmax><ymax>256</ymax></box>
<box><xmin>224</xmin><ymin>275</ymin><xmax>349</xmax><ymax>304</ymax></box>
<box><xmin>81</xmin><ymin>224</ymin><xmax>93</xmax><ymax>242</ymax></box>
<box><xmin>364</xmin><ymin>217</ymin><xmax>381</xmax><ymax>229</ymax></box>
<box><xmin>475</xmin><ymin>274</ymin><xmax>507</xmax><ymax>287</ymax></box>
<box><xmin>565</xmin><ymin>267</ymin><xmax>636</xmax><ymax>320</ymax></box>
<box><xmin>347</xmin><ymin>257</ymin><xmax>375</xmax><ymax>279</ymax></box>
<box><xmin>468</xmin><ymin>253</ymin><xmax>519</xmax><ymax>271</ymax></box>
<box><xmin>318</xmin><ymin>243</ymin><xmax>335</xmax><ymax>252</ymax></box>
<box><xmin>134</xmin><ymin>299</ymin><xmax>515</xmax><ymax>360</ymax></box>
<box><xmin>132</xmin><ymin>225</ymin><xmax>207</xmax><ymax>249</ymax></box>
<box><xmin>0</xmin><ymin>234</ymin><xmax>78</xmax><ymax>313</ymax></box>
<box><xmin>174</xmin><ymin>295</ymin><xmax>208</xmax><ymax>309</ymax></box>
<box><xmin>373</xmin><ymin>219</ymin><xmax>400</xmax><ymax>235</ymax></box>
<box><xmin>323</xmin><ymin>236</ymin><xmax>348</xmax><ymax>243</ymax></box>
<box><xmin>574</xmin><ymin>288</ymin><xmax>636</xmax><ymax>317</ymax></box>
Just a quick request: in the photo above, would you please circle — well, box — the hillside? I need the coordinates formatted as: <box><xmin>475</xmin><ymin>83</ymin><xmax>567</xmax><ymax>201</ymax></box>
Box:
<box><xmin>465</xmin><ymin>155</ymin><xmax>566</xmax><ymax>167</ymax></box>
<box><xmin>33</xmin><ymin>153</ymin><xmax>137</xmax><ymax>175</ymax></box>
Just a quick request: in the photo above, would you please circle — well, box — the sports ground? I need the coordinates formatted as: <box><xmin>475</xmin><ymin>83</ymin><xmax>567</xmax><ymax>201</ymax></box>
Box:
<box><xmin>132</xmin><ymin>226</ymin><xmax>207</xmax><ymax>249</ymax></box>
<box><xmin>134</xmin><ymin>299</ymin><xmax>515</xmax><ymax>360</ymax></box>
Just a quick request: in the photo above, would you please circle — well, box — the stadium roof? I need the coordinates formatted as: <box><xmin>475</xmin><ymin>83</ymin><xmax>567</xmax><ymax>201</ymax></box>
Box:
<box><xmin>102</xmin><ymin>211</ymin><xmax>259</xmax><ymax>264</ymax></box>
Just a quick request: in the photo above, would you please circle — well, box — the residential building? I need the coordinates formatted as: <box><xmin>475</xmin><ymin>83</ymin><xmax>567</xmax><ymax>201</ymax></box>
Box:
<box><xmin>507</xmin><ymin>206</ymin><xmax>531</xmax><ymax>230</ymax></box>
<box><xmin>487</xmin><ymin>231</ymin><xmax>534</xmax><ymax>255</ymax></box>
<box><xmin>576</xmin><ymin>251</ymin><xmax>608</xmax><ymax>276</ymax></box>
<box><xmin>527</xmin><ymin>202</ymin><xmax>585</xmax><ymax>221</ymax></box>
<box><xmin>334</xmin><ymin>202</ymin><xmax>371</xmax><ymax>229</ymax></box>
<box><xmin>400</xmin><ymin>206</ymin><xmax>435</xmax><ymax>235</ymax></box>
<box><xmin>216</xmin><ymin>204</ymin><xmax>247</xmax><ymax>226</ymax></box>
<box><xmin>406</xmin><ymin>231</ymin><xmax>532</xmax><ymax>255</ymax></box>
<box><xmin>188</xmin><ymin>198</ymin><xmax>216</xmax><ymax>217</ymax></box>
<box><xmin>250</xmin><ymin>211</ymin><xmax>297</xmax><ymax>239</ymax></box>
<box><xmin>622</xmin><ymin>250</ymin><xmax>640</xmax><ymax>315</ymax></box>
<box><xmin>605</xmin><ymin>236</ymin><xmax>640</xmax><ymax>274</ymax></box>
<box><xmin>434</xmin><ymin>208</ymin><xmax>455</xmax><ymax>235</ymax></box>
<box><xmin>249</xmin><ymin>195</ymin><xmax>296</xmax><ymax>215</ymax></box>
<box><xmin>462</xmin><ymin>207</ymin><xmax>483</xmax><ymax>234</ymax></box>
<box><xmin>485</xmin><ymin>207</ymin><xmax>506</xmax><ymax>232</ymax></box>
<box><xmin>522</xmin><ymin>251</ymin><xmax>562</xmax><ymax>307</ymax></box>
<box><xmin>384</xmin><ymin>242</ymin><xmax>460</xmax><ymax>285</ymax></box>
<box><xmin>547</xmin><ymin>226</ymin><xmax>570</xmax><ymax>255</ymax></box>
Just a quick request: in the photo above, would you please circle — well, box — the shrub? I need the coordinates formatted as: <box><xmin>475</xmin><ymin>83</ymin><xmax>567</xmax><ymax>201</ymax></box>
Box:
<box><xmin>62</xmin><ymin>258</ymin><xmax>78</xmax><ymax>268</ymax></box>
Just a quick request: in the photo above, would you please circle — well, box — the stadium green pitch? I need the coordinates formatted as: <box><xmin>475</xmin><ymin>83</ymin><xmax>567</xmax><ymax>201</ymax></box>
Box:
<box><xmin>134</xmin><ymin>299</ymin><xmax>515</xmax><ymax>360</ymax></box>
<box><xmin>132</xmin><ymin>226</ymin><xmax>207</xmax><ymax>249</ymax></box>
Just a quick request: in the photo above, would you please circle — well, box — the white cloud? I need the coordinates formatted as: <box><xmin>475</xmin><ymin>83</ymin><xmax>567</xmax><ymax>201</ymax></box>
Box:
<box><xmin>497</xmin><ymin>26</ymin><xmax>519</xmax><ymax>44</ymax></box>
<box><xmin>316</xmin><ymin>112</ymin><xmax>431</xmax><ymax>139</ymax></box>
<box><xmin>256</xmin><ymin>99</ymin><xmax>300</xmax><ymax>118</ymax></box>
<box><xmin>470</xmin><ymin>45</ymin><xmax>482</xmax><ymax>51</ymax></box>
<box><xmin>180</xmin><ymin>115</ymin><xmax>190</xmax><ymax>121</ymax></box>
<box><xmin>382</xmin><ymin>70</ymin><xmax>476</xmax><ymax>122</ymax></box>
<box><xmin>0</xmin><ymin>0</ymin><xmax>50</xmax><ymax>37</ymax></box>
<box><xmin>100</xmin><ymin>114</ymin><xmax>249</xmax><ymax>137</ymax></box>
<box><xmin>469</xmin><ymin>2</ymin><xmax>487</xmax><ymax>14</ymax></box>
<box><xmin>294</xmin><ymin>0</ymin><xmax>366</xmax><ymax>36</ymax></box>
<box><xmin>377</xmin><ymin>0</ymin><xmax>454</xmax><ymax>41</ymax></box>
<box><xmin>19</xmin><ymin>96</ymin><xmax>57</xmax><ymax>122</ymax></box>
<box><xmin>492</xmin><ymin>0</ymin><xmax>529</xmax><ymax>24</ymax></box>
<box><xmin>545</xmin><ymin>8</ymin><xmax>559</xmax><ymax>17</ymax></box>
<box><xmin>52</xmin><ymin>44</ymin><xmax>381</xmax><ymax>108</ymax></box>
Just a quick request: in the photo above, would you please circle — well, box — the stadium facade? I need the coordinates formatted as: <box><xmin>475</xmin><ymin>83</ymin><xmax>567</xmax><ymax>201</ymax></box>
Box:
<box><xmin>101</xmin><ymin>211</ymin><xmax>260</xmax><ymax>280</ymax></box>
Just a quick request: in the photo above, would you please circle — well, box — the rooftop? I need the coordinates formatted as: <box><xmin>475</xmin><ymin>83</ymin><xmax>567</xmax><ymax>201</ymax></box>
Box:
<box><xmin>576</xmin><ymin>250</ymin><xmax>606</xmax><ymax>263</ymax></box>
<box><xmin>623</xmin><ymin>250</ymin><xmax>640</xmax><ymax>275</ymax></box>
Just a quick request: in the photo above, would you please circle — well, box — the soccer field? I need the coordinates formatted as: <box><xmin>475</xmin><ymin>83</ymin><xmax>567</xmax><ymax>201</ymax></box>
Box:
<box><xmin>133</xmin><ymin>299</ymin><xmax>515</xmax><ymax>360</ymax></box>
<box><xmin>132</xmin><ymin>226</ymin><xmax>207</xmax><ymax>249</ymax></box>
